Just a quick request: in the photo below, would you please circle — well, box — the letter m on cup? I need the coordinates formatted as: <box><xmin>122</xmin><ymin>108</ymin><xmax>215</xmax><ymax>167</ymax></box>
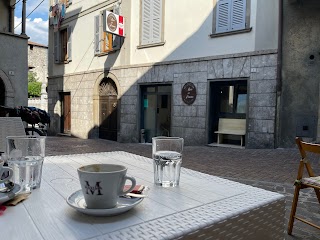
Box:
<box><xmin>85</xmin><ymin>181</ymin><xmax>103</xmax><ymax>195</ymax></box>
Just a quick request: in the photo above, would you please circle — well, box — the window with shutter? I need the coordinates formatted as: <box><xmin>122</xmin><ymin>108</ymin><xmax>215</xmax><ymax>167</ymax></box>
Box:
<box><xmin>213</xmin><ymin>0</ymin><xmax>249</xmax><ymax>35</ymax></box>
<box><xmin>60</xmin><ymin>28</ymin><xmax>68</xmax><ymax>62</ymax></box>
<box><xmin>94</xmin><ymin>15</ymin><xmax>100</xmax><ymax>54</ymax></box>
<box><xmin>230</xmin><ymin>0</ymin><xmax>246</xmax><ymax>31</ymax></box>
<box><xmin>141</xmin><ymin>0</ymin><xmax>163</xmax><ymax>46</ymax></box>
<box><xmin>67</xmin><ymin>26</ymin><xmax>72</xmax><ymax>61</ymax></box>
<box><xmin>53</xmin><ymin>26</ymin><xmax>72</xmax><ymax>64</ymax></box>
<box><xmin>94</xmin><ymin>7</ymin><xmax>123</xmax><ymax>56</ymax></box>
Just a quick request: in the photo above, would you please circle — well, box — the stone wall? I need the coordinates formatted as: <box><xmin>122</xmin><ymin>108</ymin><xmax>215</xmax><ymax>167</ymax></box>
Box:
<box><xmin>280</xmin><ymin>0</ymin><xmax>320</xmax><ymax>147</ymax></box>
<box><xmin>28</xmin><ymin>44</ymin><xmax>48</xmax><ymax>87</ymax></box>
<box><xmin>48</xmin><ymin>50</ymin><xmax>278</xmax><ymax>148</ymax></box>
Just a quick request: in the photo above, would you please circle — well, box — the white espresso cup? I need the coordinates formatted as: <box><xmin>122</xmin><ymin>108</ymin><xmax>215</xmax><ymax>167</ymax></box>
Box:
<box><xmin>77</xmin><ymin>164</ymin><xmax>136</xmax><ymax>209</ymax></box>
<box><xmin>0</xmin><ymin>159</ymin><xmax>13</xmax><ymax>184</ymax></box>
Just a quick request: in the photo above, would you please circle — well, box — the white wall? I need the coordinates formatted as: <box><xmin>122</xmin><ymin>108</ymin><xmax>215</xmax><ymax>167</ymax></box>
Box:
<box><xmin>49</xmin><ymin>0</ymin><xmax>279</xmax><ymax>77</ymax></box>
<box><xmin>130</xmin><ymin>0</ymin><xmax>277</xmax><ymax>64</ymax></box>
<box><xmin>50</xmin><ymin>1</ymin><xmax>127</xmax><ymax>75</ymax></box>
<box><xmin>255</xmin><ymin>0</ymin><xmax>279</xmax><ymax>51</ymax></box>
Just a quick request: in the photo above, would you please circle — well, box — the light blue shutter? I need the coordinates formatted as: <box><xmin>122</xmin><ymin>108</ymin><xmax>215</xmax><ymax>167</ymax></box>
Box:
<box><xmin>230</xmin><ymin>0</ymin><xmax>246</xmax><ymax>31</ymax></box>
<box><xmin>54</xmin><ymin>31</ymin><xmax>60</xmax><ymax>63</ymax></box>
<box><xmin>94</xmin><ymin>15</ymin><xmax>100</xmax><ymax>54</ymax></box>
<box><xmin>151</xmin><ymin>0</ymin><xmax>162</xmax><ymax>43</ymax></box>
<box><xmin>67</xmin><ymin>26</ymin><xmax>72</xmax><ymax>61</ymax></box>
<box><xmin>216</xmin><ymin>0</ymin><xmax>231</xmax><ymax>33</ymax></box>
<box><xmin>141</xmin><ymin>0</ymin><xmax>151</xmax><ymax>45</ymax></box>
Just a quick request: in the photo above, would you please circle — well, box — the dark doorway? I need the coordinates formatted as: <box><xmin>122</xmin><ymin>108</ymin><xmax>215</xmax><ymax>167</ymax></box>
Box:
<box><xmin>99</xmin><ymin>78</ymin><xmax>118</xmax><ymax>141</ymax></box>
<box><xmin>141</xmin><ymin>85</ymin><xmax>171</xmax><ymax>143</ymax></box>
<box><xmin>208</xmin><ymin>80</ymin><xmax>247</xmax><ymax>144</ymax></box>
<box><xmin>0</xmin><ymin>78</ymin><xmax>5</xmax><ymax>105</ymax></box>
<box><xmin>61</xmin><ymin>92</ymin><xmax>71</xmax><ymax>133</ymax></box>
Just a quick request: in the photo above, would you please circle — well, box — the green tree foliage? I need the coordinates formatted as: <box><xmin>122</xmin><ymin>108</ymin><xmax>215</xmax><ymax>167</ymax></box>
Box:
<box><xmin>28</xmin><ymin>72</ymin><xmax>41</xmax><ymax>97</ymax></box>
<box><xmin>28</xmin><ymin>82</ymin><xmax>42</xmax><ymax>98</ymax></box>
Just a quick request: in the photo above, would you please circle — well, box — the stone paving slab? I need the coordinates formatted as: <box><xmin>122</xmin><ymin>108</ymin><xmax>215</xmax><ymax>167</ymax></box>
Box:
<box><xmin>46</xmin><ymin>136</ymin><xmax>320</xmax><ymax>239</ymax></box>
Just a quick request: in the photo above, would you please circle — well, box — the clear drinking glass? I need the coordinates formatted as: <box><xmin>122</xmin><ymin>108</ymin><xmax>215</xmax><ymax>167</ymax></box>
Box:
<box><xmin>152</xmin><ymin>137</ymin><xmax>184</xmax><ymax>187</ymax></box>
<box><xmin>6</xmin><ymin>136</ymin><xmax>45</xmax><ymax>192</ymax></box>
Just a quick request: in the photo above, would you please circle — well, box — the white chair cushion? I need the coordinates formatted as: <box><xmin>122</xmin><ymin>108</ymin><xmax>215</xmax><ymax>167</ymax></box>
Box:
<box><xmin>302</xmin><ymin>176</ymin><xmax>320</xmax><ymax>187</ymax></box>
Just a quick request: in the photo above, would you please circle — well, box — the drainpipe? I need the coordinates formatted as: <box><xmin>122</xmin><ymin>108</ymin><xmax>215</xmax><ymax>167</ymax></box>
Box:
<box><xmin>275</xmin><ymin>0</ymin><xmax>283</xmax><ymax>148</ymax></box>
<box><xmin>21</xmin><ymin>0</ymin><xmax>27</xmax><ymax>36</ymax></box>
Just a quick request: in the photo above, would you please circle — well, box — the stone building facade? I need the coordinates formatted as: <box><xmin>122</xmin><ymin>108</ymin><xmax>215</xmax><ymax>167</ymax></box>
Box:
<box><xmin>0</xmin><ymin>0</ymin><xmax>28</xmax><ymax>108</ymax></box>
<box><xmin>48</xmin><ymin>0</ymin><xmax>279</xmax><ymax>148</ymax></box>
<box><xmin>48</xmin><ymin>50</ymin><xmax>277</xmax><ymax>148</ymax></box>
<box><xmin>279</xmin><ymin>0</ymin><xmax>320</xmax><ymax>147</ymax></box>
<box><xmin>28</xmin><ymin>41</ymin><xmax>48</xmax><ymax>111</ymax></box>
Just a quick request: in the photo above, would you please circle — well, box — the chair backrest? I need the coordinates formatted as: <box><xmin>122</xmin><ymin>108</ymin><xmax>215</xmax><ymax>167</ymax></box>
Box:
<box><xmin>0</xmin><ymin>117</ymin><xmax>26</xmax><ymax>154</ymax></box>
<box><xmin>295</xmin><ymin>137</ymin><xmax>320</xmax><ymax>178</ymax></box>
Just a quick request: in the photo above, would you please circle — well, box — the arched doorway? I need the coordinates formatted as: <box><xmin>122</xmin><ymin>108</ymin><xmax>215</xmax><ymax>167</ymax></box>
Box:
<box><xmin>99</xmin><ymin>78</ymin><xmax>118</xmax><ymax>141</ymax></box>
<box><xmin>0</xmin><ymin>78</ymin><xmax>5</xmax><ymax>105</ymax></box>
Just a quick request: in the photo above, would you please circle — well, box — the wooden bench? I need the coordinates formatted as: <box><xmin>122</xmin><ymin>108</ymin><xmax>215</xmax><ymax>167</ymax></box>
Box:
<box><xmin>214</xmin><ymin>118</ymin><xmax>246</xmax><ymax>147</ymax></box>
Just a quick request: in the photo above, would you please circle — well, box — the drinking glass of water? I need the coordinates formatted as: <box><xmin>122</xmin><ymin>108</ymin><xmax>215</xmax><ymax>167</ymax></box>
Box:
<box><xmin>152</xmin><ymin>137</ymin><xmax>184</xmax><ymax>187</ymax></box>
<box><xmin>6</xmin><ymin>136</ymin><xmax>45</xmax><ymax>192</ymax></box>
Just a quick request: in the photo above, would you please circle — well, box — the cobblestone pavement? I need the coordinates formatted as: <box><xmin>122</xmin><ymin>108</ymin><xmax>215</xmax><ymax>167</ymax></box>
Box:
<box><xmin>46</xmin><ymin>136</ymin><xmax>320</xmax><ymax>240</ymax></box>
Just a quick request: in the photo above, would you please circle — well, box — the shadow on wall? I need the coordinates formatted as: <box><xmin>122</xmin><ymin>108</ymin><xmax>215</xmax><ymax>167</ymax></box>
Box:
<box><xmin>48</xmin><ymin>2</ymin><xmax>278</xmax><ymax>148</ymax></box>
<box><xmin>84</xmin><ymin>3</ymin><xmax>219</xmax><ymax>145</ymax></box>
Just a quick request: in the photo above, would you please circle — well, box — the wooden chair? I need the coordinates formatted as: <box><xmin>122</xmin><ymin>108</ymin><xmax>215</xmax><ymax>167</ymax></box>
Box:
<box><xmin>288</xmin><ymin>137</ymin><xmax>320</xmax><ymax>234</ymax></box>
<box><xmin>0</xmin><ymin>117</ymin><xmax>26</xmax><ymax>154</ymax></box>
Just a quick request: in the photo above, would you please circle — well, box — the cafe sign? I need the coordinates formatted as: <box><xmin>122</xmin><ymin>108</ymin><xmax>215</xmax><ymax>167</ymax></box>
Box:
<box><xmin>181</xmin><ymin>82</ymin><xmax>197</xmax><ymax>105</ymax></box>
<box><xmin>103</xmin><ymin>10</ymin><xmax>125</xmax><ymax>37</ymax></box>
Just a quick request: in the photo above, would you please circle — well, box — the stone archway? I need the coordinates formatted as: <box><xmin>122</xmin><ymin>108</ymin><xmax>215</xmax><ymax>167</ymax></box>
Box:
<box><xmin>0</xmin><ymin>70</ymin><xmax>14</xmax><ymax>106</ymax></box>
<box><xmin>93</xmin><ymin>72</ymin><xmax>121</xmax><ymax>140</ymax></box>
<box><xmin>0</xmin><ymin>78</ymin><xmax>5</xmax><ymax>105</ymax></box>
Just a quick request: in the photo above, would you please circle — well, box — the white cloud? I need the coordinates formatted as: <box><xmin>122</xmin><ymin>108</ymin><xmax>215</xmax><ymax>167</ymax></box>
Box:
<box><xmin>15</xmin><ymin>0</ymin><xmax>49</xmax><ymax>19</ymax></box>
<box><xmin>14</xmin><ymin>16</ymin><xmax>48</xmax><ymax>46</ymax></box>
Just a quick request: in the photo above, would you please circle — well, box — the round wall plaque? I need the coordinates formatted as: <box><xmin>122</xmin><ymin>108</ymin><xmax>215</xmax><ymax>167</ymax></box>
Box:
<box><xmin>107</xmin><ymin>13</ymin><xmax>117</xmax><ymax>32</ymax></box>
<box><xmin>181</xmin><ymin>82</ymin><xmax>197</xmax><ymax>105</ymax></box>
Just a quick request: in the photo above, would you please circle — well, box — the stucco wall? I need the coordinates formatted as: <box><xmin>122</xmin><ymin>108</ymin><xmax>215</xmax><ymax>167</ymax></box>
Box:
<box><xmin>0</xmin><ymin>0</ymin><xmax>10</xmax><ymax>32</ymax></box>
<box><xmin>255</xmin><ymin>0</ymin><xmax>279</xmax><ymax>51</ymax></box>
<box><xmin>0</xmin><ymin>33</ymin><xmax>28</xmax><ymax>107</ymax></box>
<box><xmin>280</xmin><ymin>0</ymin><xmax>320</xmax><ymax>147</ymax></box>
<box><xmin>49</xmin><ymin>0</ymin><xmax>278</xmax><ymax>76</ymax></box>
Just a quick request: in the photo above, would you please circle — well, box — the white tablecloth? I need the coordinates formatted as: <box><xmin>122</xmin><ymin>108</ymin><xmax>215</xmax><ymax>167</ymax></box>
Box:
<box><xmin>1</xmin><ymin>151</ymin><xmax>285</xmax><ymax>240</ymax></box>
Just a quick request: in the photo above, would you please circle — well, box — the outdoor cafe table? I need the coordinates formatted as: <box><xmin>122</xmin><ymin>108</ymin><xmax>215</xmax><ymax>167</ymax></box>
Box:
<box><xmin>1</xmin><ymin>152</ymin><xmax>285</xmax><ymax>239</ymax></box>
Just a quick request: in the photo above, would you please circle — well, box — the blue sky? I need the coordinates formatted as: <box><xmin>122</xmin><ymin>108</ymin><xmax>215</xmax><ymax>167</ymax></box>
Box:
<box><xmin>15</xmin><ymin>0</ymin><xmax>49</xmax><ymax>45</ymax></box>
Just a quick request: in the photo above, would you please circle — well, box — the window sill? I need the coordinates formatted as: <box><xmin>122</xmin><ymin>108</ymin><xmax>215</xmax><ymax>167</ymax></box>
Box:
<box><xmin>137</xmin><ymin>42</ymin><xmax>165</xmax><ymax>49</ymax></box>
<box><xmin>210</xmin><ymin>27</ymin><xmax>252</xmax><ymax>38</ymax></box>
<box><xmin>55</xmin><ymin>60</ymin><xmax>71</xmax><ymax>65</ymax></box>
<box><xmin>95</xmin><ymin>49</ymin><xmax>119</xmax><ymax>57</ymax></box>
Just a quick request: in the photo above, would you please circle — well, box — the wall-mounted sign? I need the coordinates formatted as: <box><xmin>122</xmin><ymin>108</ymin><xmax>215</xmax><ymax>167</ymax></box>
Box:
<box><xmin>103</xmin><ymin>10</ymin><xmax>125</xmax><ymax>37</ymax></box>
<box><xmin>181</xmin><ymin>82</ymin><xmax>197</xmax><ymax>105</ymax></box>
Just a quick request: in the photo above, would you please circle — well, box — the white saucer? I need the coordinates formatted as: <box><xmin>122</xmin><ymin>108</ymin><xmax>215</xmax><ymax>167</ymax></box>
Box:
<box><xmin>0</xmin><ymin>184</ymin><xmax>22</xmax><ymax>204</ymax></box>
<box><xmin>66</xmin><ymin>190</ymin><xmax>144</xmax><ymax>217</ymax></box>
